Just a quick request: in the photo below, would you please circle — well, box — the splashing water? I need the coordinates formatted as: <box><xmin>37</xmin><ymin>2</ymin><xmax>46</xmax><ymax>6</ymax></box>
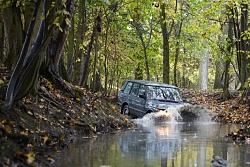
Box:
<box><xmin>133</xmin><ymin>104</ymin><xmax>215</xmax><ymax>126</ymax></box>
<box><xmin>179</xmin><ymin>104</ymin><xmax>216</xmax><ymax>122</ymax></box>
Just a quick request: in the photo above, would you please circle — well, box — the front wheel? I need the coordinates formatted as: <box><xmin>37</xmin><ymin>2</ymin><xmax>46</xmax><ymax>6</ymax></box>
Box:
<box><xmin>122</xmin><ymin>105</ymin><xmax>130</xmax><ymax>115</ymax></box>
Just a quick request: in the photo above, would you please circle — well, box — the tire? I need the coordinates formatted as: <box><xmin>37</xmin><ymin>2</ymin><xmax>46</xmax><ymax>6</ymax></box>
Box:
<box><xmin>122</xmin><ymin>105</ymin><xmax>130</xmax><ymax>115</ymax></box>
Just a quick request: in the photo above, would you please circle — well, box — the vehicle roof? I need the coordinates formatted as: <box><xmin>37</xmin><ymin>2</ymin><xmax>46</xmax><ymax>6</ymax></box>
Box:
<box><xmin>125</xmin><ymin>80</ymin><xmax>178</xmax><ymax>88</ymax></box>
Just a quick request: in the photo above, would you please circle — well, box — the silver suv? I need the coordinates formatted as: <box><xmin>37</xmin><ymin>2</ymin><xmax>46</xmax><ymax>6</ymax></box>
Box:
<box><xmin>118</xmin><ymin>80</ymin><xmax>183</xmax><ymax>118</ymax></box>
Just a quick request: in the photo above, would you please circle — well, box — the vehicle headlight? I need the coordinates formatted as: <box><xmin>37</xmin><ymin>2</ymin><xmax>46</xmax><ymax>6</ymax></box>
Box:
<box><xmin>157</xmin><ymin>109</ymin><xmax>166</xmax><ymax>113</ymax></box>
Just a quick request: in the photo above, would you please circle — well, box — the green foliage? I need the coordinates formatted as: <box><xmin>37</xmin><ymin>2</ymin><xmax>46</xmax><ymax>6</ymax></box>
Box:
<box><xmin>1</xmin><ymin>0</ymin><xmax>249</xmax><ymax>94</ymax></box>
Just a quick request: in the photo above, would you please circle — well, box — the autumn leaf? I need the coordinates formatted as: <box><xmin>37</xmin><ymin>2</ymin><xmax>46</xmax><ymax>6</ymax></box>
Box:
<box><xmin>20</xmin><ymin>129</ymin><xmax>29</xmax><ymax>136</ymax></box>
<box><xmin>111</xmin><ymin>106</ymin><xmax>116</xmax><ymax>111</ymax></box>
<box><xmin>65</xmin><ymin>97</ymin><xmax>71</xmax><ymax>102</ymax></box>
<box><xmin>4</xmin><ymin>125</ymin><xmax>12</xmax><ymax>133</ymax></box>
<box><xmin>26</xmin><ymin>151</ymin><xmax>35</xmax><ymax>164</ymax></box>
<box><xmin>60</xmin><ymin>136</ymin><xmax>65</xmax><ymax>141</ymax></box>
<box><xmin>38</xmin><ymin>105</ymin><xmax>44</xmax><ymax>109</ymax></box>
<box><xmin>15</xmin><ymin>151</ymin><xmax>35</xmax><ymax>164</ymax></box>
<box><xmin>41</xmin><ymin>135</ymin><xmax>49</xmax><ymax>145</ymax></box>
<box><xmin>1</xmin><ymin>119</ymin><xmax>7</xmax><ymax>124</ymax></box>
<box><xmin>15</xmin><ymin>151</ymin><xmax>22</xmax><ymax>156</ymax></box>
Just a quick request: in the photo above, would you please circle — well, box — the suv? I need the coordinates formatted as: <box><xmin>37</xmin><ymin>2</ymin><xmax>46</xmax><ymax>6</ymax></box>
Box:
<box><xmin>118</xmin><ymin>80</ymin><xmax>183</xmax><ymax>118</ymax></box>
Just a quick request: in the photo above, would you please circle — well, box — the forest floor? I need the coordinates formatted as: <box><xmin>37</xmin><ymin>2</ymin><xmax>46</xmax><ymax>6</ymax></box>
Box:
<box><xmin>181</xmin><ymin>90</ymin><xmax>250</xmax><ymax>124</ymax></box>
<box><xmin>0</xmin><ymin>65</ymin><xmax>250</xmax><ymax>166</ymax></box>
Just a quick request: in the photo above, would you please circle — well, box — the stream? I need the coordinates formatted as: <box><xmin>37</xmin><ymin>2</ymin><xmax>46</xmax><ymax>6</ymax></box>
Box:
<box><xmin>51</xmin><ymin>105</ymin><xmax>250</xmax><ymax>167</ymax></box>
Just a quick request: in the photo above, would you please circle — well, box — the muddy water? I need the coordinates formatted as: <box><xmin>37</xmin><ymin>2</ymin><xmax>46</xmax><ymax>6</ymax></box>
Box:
<box><xmin>51</xmin><ymin>105</ymin><xmax>250</xmax><ymax>167</ymax></box>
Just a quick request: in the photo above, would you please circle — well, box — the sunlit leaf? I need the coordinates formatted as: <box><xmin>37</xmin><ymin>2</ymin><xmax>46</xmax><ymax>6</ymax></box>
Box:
<box><xmin>26</xmin><ymin>151</ymin><xmax>35</xmax><ymax>164</ymax></box>
<box><xmin>38</xmin><ymin>105</ymin><xmax>44</xmax><ymax>109</ymax></box>
<box><xmin>20</xmin><ymin>130</ymin><xmax>29</xmax><ymax>136</ymax></box>
<box><xmin>41</xmin><ymin>135</ymin><xmax>49</xmax><ymax>145</ymax></box>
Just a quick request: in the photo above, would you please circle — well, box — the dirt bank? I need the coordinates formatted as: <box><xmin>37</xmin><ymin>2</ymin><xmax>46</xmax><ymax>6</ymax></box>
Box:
<box><xmin>0</xmin><ymin>76</ymin><xmax>134</xmax><ymax>166</ymax></box>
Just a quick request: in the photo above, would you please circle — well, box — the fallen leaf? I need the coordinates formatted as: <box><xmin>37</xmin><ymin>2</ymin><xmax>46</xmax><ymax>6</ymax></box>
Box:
<box><xmin>26</xmin><ymin>151</ymin><xmax>35</xmax><ymax>164</ymax></box>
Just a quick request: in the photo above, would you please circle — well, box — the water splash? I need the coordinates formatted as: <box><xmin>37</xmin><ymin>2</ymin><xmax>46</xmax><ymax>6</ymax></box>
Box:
<box><xmin>179</xmin><ymin>104</ymin><xmax>216</xmax><ymax>122</ymax></box>
<box><xmin>133</xmin><ymin>105</ymin><xmax>184</xmax><ymax>126</ymax></box>
<box><xmin>133</xmin><ymin>104</ymin><xmax>215</xmax><ymax>126</ymax></box>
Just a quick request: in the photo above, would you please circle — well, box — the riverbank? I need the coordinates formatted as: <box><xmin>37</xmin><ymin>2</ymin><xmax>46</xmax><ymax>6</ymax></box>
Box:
<box><xmin>0</xmin><ymin>76</ymin><xmax>134</xmax><ymax>166</ymax></box>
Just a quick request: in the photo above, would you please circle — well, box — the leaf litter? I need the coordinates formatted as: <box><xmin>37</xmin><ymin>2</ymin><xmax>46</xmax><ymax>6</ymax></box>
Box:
<box><xmin>182</xmin><ymin>90</ymin><xmax>250</xmax><ymax>144</ymax></box>
<box><xmin>0</xmin><ymin>64</ymin><xmax>134</xmax><ymax>166</ymax></box>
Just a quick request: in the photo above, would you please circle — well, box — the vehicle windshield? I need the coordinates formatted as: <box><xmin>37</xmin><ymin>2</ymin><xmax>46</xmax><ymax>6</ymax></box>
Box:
<box><xmin>146</xmin><ymin>86</ymin><xmax>182</xmax><ymax>102</ymax></box>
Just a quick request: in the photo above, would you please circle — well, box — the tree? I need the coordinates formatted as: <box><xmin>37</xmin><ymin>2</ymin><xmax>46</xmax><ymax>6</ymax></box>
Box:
<box><xmin>1</xmin><ymin>0</ymin><xmax>75</xmax><ymax>110</ymax></box>
<box><xmin>231</xmin><ymin>2</ymin><xmax>249</xmax><ymax>89</ymax></box>
<box><xmin>1</xmin><ymin>0</ymin><xmax>45</xmax><ymax>110</ymax></box>
<box><xmin>160</xmin><ymin>3</ymin><xmax>170</xmax><ymax>84</ymax></box>
<box><xmin>1</xmin><ymin>1</ymin><xmax>24</xmax><ymax>70</ymax></box>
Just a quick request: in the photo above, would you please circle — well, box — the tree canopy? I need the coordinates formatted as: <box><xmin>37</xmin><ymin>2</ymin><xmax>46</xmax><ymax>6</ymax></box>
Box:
<box><xmin>0</xmin><ymin>0</ymin><xmax>249</xmax><ymax>108</ymax></box>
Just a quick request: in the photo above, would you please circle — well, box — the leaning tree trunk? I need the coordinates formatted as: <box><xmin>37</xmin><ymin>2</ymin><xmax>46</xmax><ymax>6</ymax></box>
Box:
<box><xmin>1</xmin><ymin>0</ymin><xmax>46</xmax><ymax>110</ymax></box>
<box><xmin>53</xmin><ymin>0</ymin><xmax>75</xmax><ymax>70</ymax></box>
<box><xmin>44</xmin><ymin>0</ymin><xmax>75</xmax><ymax>93</ymax></box>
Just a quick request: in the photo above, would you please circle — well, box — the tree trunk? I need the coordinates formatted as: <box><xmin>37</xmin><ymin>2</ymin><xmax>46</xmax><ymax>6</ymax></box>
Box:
<box><xmin>67</xmin><ymin>14</ymin><xmax>75</xmax><ymax>79</ymax></box>
<box><xmin>44</xmin><ymin>0</ymin><xmax>75</xmax><ymax>92</ymax></box>
<box><xmin>53</xmin><ymin>0</ymin><xmax>75</xmax><ymax>69</ymax></box>
<box><xmin>1</xmin><ymin>0</ymin><xmax>47</xmax><ymax>110</ymax></box>
<box><xmin>103</xmin><ymin>21</ymin><xmax>109</xmax><ymax>94</ymax></box>
<box><xmin>233</xmin><ymin>9</ymin><xmax>242</xmax><ymax>87</ymax></box>
<box><xmin>0</xmin><ymin>16</ymin><xmax>4</xmax><ymax>62</ymax></box>
<box><xmin>131</xmin><ymin>19</ymin><xmax>150</xmax><ymax>80</ymax></box>
<box><xmin>92</xmin><ymin>34</ymin><xmax>99</xmax><ymax>92</ymax></box>
<box><xmin>240</xmin><ymin>3</ymin><xmax>249</xmax><ymax>86</ymax></box>
<box><xmin>23</xmin><ymin>1</ymin><xmax>34</xmax><ymax>33</ymax></box>
<box><xmin>222</xmin><ymin>5</ymin><xmax>234</xmax><ymax>100</ymax></box>
<box><xmin>79</xmin><ymin>16</ymin><xmax>101</xmax><ymax>87</ymax></box>
<box><xmin>73</xmin><ymin>0</ymin><xmax>86</xmax><ymax>84</ymax></box>
<box><xmin>213</xmin><ymin>60</ymin><xmax>223</xmax><ymax>89</ymax></box>
<box><xmin>198</xmin><ymin>42</ymin><xmax>209</xmax><ymax>90</ymax></box>
<box><xmin>173</xmin><ymin>21</ymin><xmax>182</xmax><ymax>87</ymax></box>
<box><xmin>2</xmin><ymin>4</ymin><xmax>24</xmax><ymax>70</ymax></box>
<box><xmin>160</xmin><ymin>3</ymin><xmax>170</xmax><ymax>84</ymax></box>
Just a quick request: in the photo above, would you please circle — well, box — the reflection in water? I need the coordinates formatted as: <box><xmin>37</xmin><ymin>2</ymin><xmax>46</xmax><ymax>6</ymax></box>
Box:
<box><xmin>51</xmin><ymin>123</ymin><xmax>250</xmax><ymax>167</ymax></box>
<box><xmin>52</xmin><ymin>106</ymin><xmax>250</xmax><ymax>167</ymax></box>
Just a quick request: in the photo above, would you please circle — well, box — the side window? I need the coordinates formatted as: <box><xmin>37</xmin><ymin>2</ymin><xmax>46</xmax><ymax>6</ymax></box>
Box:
<box><xmin>138</xmin><ymin>84</ymin><xmax>145</xmax><ymax>96</ymax></box>
<box><xmin>130</xmin><ymin>83</ymin><xmax>140</xmax><ymax>96</ymax></box>
<box><xmin>123</xmin><ymin>82</ymin><xmax>133</xmax><ymax>94</ymax></box>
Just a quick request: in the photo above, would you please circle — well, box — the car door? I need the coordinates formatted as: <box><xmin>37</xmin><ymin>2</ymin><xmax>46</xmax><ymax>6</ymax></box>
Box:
<box><xmin>133</xmin><ymin>84</ymin><xmax>147</xmax><ymax>117</ymax></box>
<box><xmin>118</xmin><ymin>81</ymin><xmax>133</xmax><ymax>106</ymax></box>
<box><xmin>128</xmin><ymin>82</ymin><xmax>140</xmax><ymax>117</ymax></box>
